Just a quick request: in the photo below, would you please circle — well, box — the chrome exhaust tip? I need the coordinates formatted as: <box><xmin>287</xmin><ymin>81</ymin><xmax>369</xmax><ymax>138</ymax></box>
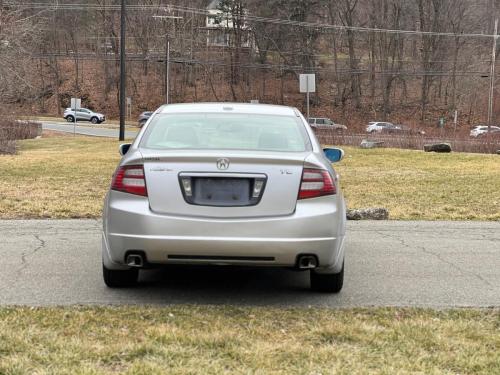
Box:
<box><xmin>297</xmin><ymin>255</ymin><xmax>318</xmax><ymax>269</ymax></box>
<box><xmin>126</xmin><ymin>254</ymin><xmax>144</xmax><ymax>268</ymax></box>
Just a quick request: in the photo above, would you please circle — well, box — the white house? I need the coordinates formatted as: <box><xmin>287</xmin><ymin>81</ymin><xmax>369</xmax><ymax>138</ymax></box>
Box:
<box><xmin>205</xmin><ymin>0</ymin><xmax>252</xmax><ymax>48</ymax></box>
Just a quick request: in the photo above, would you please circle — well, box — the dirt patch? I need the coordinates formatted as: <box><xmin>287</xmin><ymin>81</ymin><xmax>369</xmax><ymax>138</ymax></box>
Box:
<box><xmin>42</xmin><ymin>129</ymin><xmax>71</xmax><ymax>138</ymax></box>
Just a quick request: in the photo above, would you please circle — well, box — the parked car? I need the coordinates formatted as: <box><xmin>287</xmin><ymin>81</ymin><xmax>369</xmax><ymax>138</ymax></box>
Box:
<box><xmin>63</xmin><ymin>108</ymin><xmax>105</xmax><ymax>124</ymax></box>
<box><xmin>102</xmin><ymin>103</ymin><xmax>347</xmax><ymax>292</ymax></box>
<box><xmin>138</xmin><ymin>111</ymin><xmax>153</xmax><ymax>127</ymax></box>
<box><xmin>470</xmin><ymin>125</ymin><xmax>500</xmax><ymax>138</ymax></box>
<box><xmin>309</xmin><ymin>117</ymin><xmax>347</xmax><ymax>131</ymax></box>
<box><xmin>394</xmin><ymin>124</ymin><xmax>426</xmax><ymax>135</ymax></box>
<box><xmin>476</xmin><ymin>128</ymin><xmax>500</xmax><ymax>139</ymax></box>
<box><xmin>366</xmin><ymin>121</ymin><xmax>400</xmax><ymax>133</ymax></box>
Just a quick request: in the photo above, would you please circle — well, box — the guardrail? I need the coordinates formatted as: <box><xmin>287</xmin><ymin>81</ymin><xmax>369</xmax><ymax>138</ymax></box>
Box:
<box><xmin>315</xmin><ymin>129</ymin><xmax>500</xmax><ymax>154</ymax></box>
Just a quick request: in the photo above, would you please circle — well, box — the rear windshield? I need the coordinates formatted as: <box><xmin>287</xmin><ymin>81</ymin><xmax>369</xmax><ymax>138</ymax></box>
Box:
<box><xmin>140</xmin><ymin>113</ymin><xmax>310</xmax><ymax>152</ymax></box>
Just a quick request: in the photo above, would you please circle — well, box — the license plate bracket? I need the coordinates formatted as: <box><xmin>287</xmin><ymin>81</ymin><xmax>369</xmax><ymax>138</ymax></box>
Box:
<box><xmin>180</xmin><ymin>177</ymin><xmax>265</xmax><ymax>207</ymax></box>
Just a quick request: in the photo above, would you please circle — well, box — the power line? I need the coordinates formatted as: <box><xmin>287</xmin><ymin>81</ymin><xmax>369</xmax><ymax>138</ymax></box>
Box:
<box><xmin>32</xmin><ymin>53</ymin><xmax>496</xmax><ymax>77</ymax></box>
<box><xmin>56</xmin><ymin>34</ymin><xmax>492</xmax><ymax>64</ymax></box>
<box><xmin>4</xmin><ymin>2</ymin><xmax>499</xmax><ymax>39</ymax></box>
<box><xmin>168</xmin><ymin>4</ymin><xmax>497</xmax><ymax>39</ymax></box>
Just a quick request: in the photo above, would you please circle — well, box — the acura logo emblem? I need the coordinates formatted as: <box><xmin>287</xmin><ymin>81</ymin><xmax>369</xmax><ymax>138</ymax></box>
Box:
<box><xmin>216</xmin><ymin>158</ymin><xmax>230</xmax><ymax>170</ymax></box>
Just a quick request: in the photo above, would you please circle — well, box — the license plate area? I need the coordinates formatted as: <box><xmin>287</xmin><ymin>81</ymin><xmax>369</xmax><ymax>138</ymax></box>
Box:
<box><xmin>179</xmin><ymin>173</ymin><xmax>266</xmax><ymax>207</ymax></box>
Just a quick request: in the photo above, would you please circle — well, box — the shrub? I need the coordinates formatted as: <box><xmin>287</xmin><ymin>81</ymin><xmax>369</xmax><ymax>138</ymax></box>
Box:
<box><xmin>0</xmin><ymin>119</ymin><xmax>42</xmax><ymax>155</ymax></box>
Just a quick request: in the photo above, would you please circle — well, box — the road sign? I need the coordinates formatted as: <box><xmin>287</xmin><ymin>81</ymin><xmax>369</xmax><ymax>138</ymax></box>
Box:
<box><xmin>70</xmin><ymin>98</ymin><xmax>81</xmax><ymax>110</ymax></box>
<box><xmin>299</xmin><ymin>74</ymin><xmax>315</xmax><ymax>121</ymax></box>
<box><xmin>299</xmin><ymin>74</ymin><xmax>316</xmax><ymax>93</ymax></box>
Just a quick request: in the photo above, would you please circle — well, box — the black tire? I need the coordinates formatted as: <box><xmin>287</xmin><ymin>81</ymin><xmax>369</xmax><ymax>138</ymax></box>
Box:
<box><xmin>90</xmin><ymin>117</ymin><xmax>99</xmax><ymax>124</ymax></box>
<box><xmin>66</xmin><ymin>115</ymin><xmax>75</xmax><ymax>122</ymax></box>
<box><xmin>138</xmin><ymin>120</ymin><xmax>146</xmax><ymax>128</ymax></box>
<box><xmin>103</xmin><ymin>265</ymin><xmax>139</xmax><ymax>288</ymax></box>
<box><xmin>310</xmin><ymin>262</ymin><xmax>344</xmax><ymax>293</ymax></box>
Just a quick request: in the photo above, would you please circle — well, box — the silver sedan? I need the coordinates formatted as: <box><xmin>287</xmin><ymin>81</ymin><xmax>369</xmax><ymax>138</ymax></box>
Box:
<box><xmin>102</xmin><ymin>103</ymin><xmax>346</xmax><ymax>292</ymax></box>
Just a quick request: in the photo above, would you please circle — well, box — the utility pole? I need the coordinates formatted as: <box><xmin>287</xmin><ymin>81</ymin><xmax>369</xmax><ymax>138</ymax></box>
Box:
<box><xmin>152</xmin><ymin>14</ymin><xmax>183</xmax><ymax>105</ymax></box>
<box><xmin>487</xmin><ymin>18</ymin><xmax>498</xmax><ymax>139</ymax></box>
<box><xmin>119</xmin><ymin>0</ymin><xmax>126</xmax><ymax>141</ymax></box>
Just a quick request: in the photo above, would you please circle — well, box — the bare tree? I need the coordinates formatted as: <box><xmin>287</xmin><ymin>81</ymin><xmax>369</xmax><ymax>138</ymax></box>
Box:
<box><xmin>415</xmin><ymin>0</ymin><xmax>450</xmax><ymax>120</ymax></box>
<box><xmin>216</xmin><ymin>0</ymin><xmax>246</xmax><ymax>89</ymax></box>
<box><xmin>338</xmin><ymin>0</ymin><xmax>362</xmax><ymax>109</ymax></box>
<box><xmin>369</xmin><ymin>0</ymin><xmax>405</xmax><ymax>118</ymax></box>
<box><xmin>0</xmin><ymin>5</ymin><xmax>44</xmax><ymax>106</ymax></box>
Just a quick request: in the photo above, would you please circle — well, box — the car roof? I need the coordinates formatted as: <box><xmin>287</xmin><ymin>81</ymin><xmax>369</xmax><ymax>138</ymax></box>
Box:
<box><xmin>158</xmin><ymin>103</ymin><xmax>299</xmax><ymax>116</ymax></box>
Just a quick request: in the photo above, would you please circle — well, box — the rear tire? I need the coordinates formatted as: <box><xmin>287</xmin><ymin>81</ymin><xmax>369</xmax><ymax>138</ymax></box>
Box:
<box><xmin>103</xmin><ymin>265</ymin><xmax>138</xmax><ymax>288</ymax></box>
<box><xmin>66</xmin><ymin>115</ymin><xmax>75</xmax><ymax>122</ymax></box>
<box><xmin>310</xmin><ymin>262</ymin><xmax>344</xmax><ymax>293</ymax></box>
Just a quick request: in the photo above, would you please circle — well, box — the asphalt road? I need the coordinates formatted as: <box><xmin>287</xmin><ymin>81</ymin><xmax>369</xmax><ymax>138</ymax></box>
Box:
<box><xmin>1</xmin><ymin>220</ymin><xmax>499</xmax><ymax>307</ymax></box>
<box><xmin>42</xmin><ymin>121</ymin><xmax>138</xmax><ymax>139</ymax></box>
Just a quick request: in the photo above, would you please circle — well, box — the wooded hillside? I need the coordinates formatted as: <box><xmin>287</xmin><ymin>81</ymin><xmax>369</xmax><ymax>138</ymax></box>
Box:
<box><xmin>1</xmin><ymin>0</ymin><xmax>500</xmax><ymax>130</ymax></box>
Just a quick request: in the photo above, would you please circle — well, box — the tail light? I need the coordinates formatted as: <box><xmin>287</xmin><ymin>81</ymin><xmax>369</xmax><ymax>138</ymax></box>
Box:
<box><xmin>298</xmin><ymin>168</ymin><xmax>336</xmax><ymax>199</ymax></box>
<box><xmin>111</xmin><ymin>165</ymin><xmax>147</xmax><ymax>196</ymax></box>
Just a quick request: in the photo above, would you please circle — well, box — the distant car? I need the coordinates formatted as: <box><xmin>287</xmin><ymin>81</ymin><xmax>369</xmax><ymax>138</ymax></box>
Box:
<box><xmin>470</xmin><ymin>125</ymin><xmax>500</xmax><ymax>137</ymax></box>
<box><xmin>64</xmin><ymin>108</ymin><xmax>105</xmax><ymax>124</ymax></box>
<box><xmin>138</xmin><ymin>111</ymin><xmax>153</xmax><ymax>127</ymax></box>
<box><xmin>394</xmin><ymin>125</ymin><xmax>426</xmax><ymax>136</ymax></box>
<box><xmin>309</xmin><ymin>117</ymin><xmax>347</xmax><ymax>131</ymax></box>
<box><xmin>476</xmin><ymin>128</ymin><xmax>500</xmax><ymax>139</ymax></box>
<box><xmin>366</xmin><ymin>122</ymin><xmax>399</xmax><ymax>133</ymax></box>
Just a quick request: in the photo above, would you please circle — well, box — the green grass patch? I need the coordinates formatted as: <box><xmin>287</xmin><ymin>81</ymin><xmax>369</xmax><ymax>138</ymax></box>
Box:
<box><xmin>0</xmin><ymin>306</ymin><xmax>498</xmax><ymax>374</ymax></box>
<box><xmin>0</xmin><ymin>136</ymin><xmax>499</xmax><ymax>220</ymax></box>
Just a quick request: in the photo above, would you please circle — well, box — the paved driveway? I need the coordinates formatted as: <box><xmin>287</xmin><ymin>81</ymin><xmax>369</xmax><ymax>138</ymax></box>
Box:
<box><xmin>0</xmin><ymin>220</ymin><xmax>498</xmax><ymax>307</ymax></box>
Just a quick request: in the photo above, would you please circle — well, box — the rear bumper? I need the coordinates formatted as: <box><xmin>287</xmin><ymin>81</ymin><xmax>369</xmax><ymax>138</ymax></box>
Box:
<box><xmin>102</xmin><ymin>191</ymin><xmax>346</xmax><ymax>271</ymax></box>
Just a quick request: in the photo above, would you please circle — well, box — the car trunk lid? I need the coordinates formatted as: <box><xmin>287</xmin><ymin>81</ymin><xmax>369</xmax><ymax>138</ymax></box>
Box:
<box><xmin>141</xmin><ymin>149</ymin><xmax>307</xmax><ymax>218</ymax></box>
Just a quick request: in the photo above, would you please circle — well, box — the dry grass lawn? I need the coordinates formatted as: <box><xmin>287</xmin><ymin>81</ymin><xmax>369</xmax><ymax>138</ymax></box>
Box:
<box><xmin>0</xmin><ymin>134</ymin><xmax>499</xmax><ymax>219</ymax></box>
<box><xmin>334</xmin><ymin>147</ymin><xmax>500</xmax><ymax>220</ymax></box>
<box><xmin>0</xmin><ymin>134</ymin><xmax>120</xmax><ymax>218</ymax></box>
<box><xmin>0</xmin><ymin>306</ymin><xmax>498</xmax><ymax>374</ymax></box>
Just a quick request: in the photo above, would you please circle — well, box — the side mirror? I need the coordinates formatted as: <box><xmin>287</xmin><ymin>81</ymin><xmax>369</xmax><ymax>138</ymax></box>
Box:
<box><xmin>119</xmin><ymin>143</ymin><xmax>131</xmax><ymax>156</ymax></box>
<box><xmin>323</xmin><ymin>148</ymin><xmax>344</xmax><ymax>163</ymax></box>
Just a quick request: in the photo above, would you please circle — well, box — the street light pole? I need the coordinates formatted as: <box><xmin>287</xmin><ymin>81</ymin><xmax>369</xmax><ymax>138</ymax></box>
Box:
<box><xmin>119</xmin><ymin>0</ymin><xmax>126</xmax><ymax>141</ymax></box>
